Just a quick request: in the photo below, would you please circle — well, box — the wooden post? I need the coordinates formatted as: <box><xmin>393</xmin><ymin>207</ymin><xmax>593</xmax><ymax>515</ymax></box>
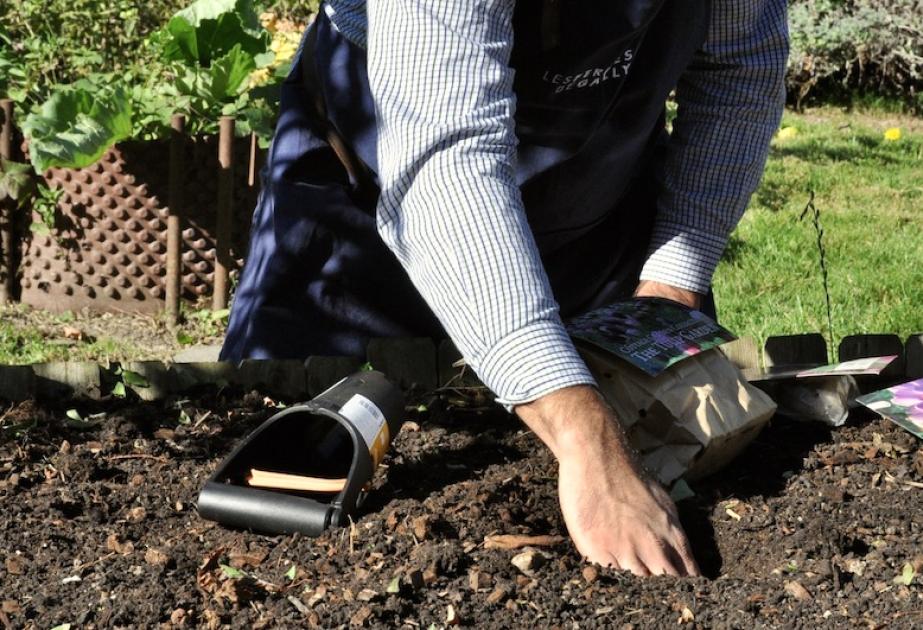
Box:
<box><xmin>0</xmin><ymin>99</ymin><xmax>15</xmax><ymax>304</ymax></box>
<box><xmin>165</xmin><ymin>114</ymin><xmax>185</xmax><ymax>325</ymax></box>
<box><xmin>763</xmin><ymin>333</ymin><xmax>828</xmax><ymax>367</ymax></box>
<box><xmin>213</xmin><ymin>116</ymin><xmax>234</xmax><ymax>311</ymax></box>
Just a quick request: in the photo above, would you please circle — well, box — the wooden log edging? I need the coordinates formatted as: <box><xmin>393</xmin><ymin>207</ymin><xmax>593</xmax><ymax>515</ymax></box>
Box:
<box><xmin>0</xmin><ymin>334</ymin><xmax>921</xmax><ymax>405</ymax></box>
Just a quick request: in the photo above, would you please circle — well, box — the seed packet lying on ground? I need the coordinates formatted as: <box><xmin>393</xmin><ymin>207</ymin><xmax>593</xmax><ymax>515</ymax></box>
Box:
<box><xmin>796</xmin><ymin>355</ymin><xmax>898</xmax><ymax>378</ymax></box>
<box><xmin>857</xmin><ymin>378</ymin><xmax>923</xmax><ymax>440</ymax></box>
<box><xmin>743</xmin><ymin>356</ymin><xmax>897</xmax><ymax>383</ymax></box>
<box><xmin>567</xmin><ymin>297</ymin><xmax>736</xmax><ymax>376</ymax></box>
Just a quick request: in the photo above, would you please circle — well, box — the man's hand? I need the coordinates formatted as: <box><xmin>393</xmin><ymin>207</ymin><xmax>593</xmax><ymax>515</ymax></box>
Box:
<box><xmin>516</xmin><ymin>385</ymin><xmax>700</xmax><ymax>577</ymax></box>
<box><xmin>634</xmin><ymin>280</ymin><xmax>703</xmax><ymax>310</ymax></box>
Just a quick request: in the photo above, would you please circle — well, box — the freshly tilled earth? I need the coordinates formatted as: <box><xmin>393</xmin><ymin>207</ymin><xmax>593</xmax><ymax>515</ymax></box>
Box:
<box><xmin>2</xmin><ymin>388</ymin><xmax>923</xmax><ymax>628</ymax></box>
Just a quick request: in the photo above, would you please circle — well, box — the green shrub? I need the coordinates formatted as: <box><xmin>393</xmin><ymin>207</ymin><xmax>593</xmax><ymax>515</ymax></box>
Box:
<box><xmin>788</xmin><ymin>0</ymin><xmax>923</xmax><ymax>112</ymax></box>
<box><xmin>0</xmin><ymin>0</ymin><xmax>189</xmax><ymax>107</ymax></box>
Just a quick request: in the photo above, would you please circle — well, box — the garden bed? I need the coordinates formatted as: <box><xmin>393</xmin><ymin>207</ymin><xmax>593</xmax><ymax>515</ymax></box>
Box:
<box><xmin>2</xmin><ymin>387</ymin><xmax>923</xmax><ymax>628</ymax></box>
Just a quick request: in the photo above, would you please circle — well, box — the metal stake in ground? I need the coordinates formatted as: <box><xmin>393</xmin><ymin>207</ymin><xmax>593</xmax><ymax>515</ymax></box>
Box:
<box><xmin>214</xmin><ymin>116</ymin><xmax>234</xmax><ymax>311</ymax></box>
<box><xmin>0</xmin><ymin>99</ymin><xmax>15</xmax><ymax>305</ymax></box>
<box><xmin>166</xmin><ymin>114</ymin><xmax>186</xmax><ymax>325</ymax></box>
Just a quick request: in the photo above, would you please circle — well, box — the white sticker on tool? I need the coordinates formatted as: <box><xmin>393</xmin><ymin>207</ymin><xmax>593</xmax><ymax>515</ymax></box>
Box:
<box><xmin>339</xmin><ymin>394</ymin><xmax>387</xmax><ymax>451</ymax></box>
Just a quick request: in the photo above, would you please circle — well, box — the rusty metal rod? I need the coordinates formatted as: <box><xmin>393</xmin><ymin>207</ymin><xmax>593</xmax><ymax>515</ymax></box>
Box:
<box><xmin>165</xmin><ymin>113</ymin><xmax>185</xmax><ymax>325</ymax></box>
<box><xmin>213</xmin><ymin>116</ymin><xmax>234</xmax><ymax>311</ymax></box>
<box><xmin>0</xmin><ymin>99</ymin><xmax>15</xmax><ymax>304</ymax></box>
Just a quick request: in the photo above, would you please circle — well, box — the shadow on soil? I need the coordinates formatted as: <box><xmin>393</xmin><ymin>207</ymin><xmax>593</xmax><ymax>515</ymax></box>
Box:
<box><xmin>682</xmin><ymin>415</ymin><xmax>834</xmax><ymax>577</ymax></box>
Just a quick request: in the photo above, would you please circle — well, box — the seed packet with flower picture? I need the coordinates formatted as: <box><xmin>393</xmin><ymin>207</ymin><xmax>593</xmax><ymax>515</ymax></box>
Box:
<box><xmin>566</xmin><ymin>297</ymin><xmax>736</xmax><ymax>376</ymax></box>
<box><xmin>857</xmin><ymin>378</ymin><xmax>923</xmax><ymax>440</ymax></box>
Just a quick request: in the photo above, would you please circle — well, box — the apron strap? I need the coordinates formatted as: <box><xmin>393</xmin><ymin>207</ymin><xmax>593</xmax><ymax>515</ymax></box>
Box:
<box><xmin>301</xmin><ymin>26</ymin><xmax>380</xmax><ymax>208</ymax></box>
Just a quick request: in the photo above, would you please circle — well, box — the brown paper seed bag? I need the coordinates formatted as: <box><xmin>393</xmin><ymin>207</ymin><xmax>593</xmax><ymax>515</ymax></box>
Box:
<box><xmin>579</xmin><ymin>346</ymin><xmax>777</xmax><ymax>485</ymax></box>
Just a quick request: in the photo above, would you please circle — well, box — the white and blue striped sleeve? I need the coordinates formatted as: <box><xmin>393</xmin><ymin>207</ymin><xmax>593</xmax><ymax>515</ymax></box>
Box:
<box><xmin>366</xmin><ymin>0</ymin><xmax>595</xmax><ymax>407</ymax></box>
<box><xmin>640</xmin><ymin>0</ymin><xmax>789</xmax><ymax>294</ymax></box>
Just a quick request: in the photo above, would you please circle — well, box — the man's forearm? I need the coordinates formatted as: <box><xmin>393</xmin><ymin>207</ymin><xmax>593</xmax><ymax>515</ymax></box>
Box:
<box><xmin>367</xmin><ymin>0</ymin><xmax>595</xmax><ymax>407</ymax></box>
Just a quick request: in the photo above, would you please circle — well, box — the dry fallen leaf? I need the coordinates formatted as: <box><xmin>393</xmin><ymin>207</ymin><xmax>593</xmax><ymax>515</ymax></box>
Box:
<box><xmin>106</xmin><ymin>534</ymin><xmax>134</xmax><ymax>556</ymax></box>
<box><xmin>62</xmin><ymin>326</ymin><xmax>83</xmax><ymax>341</ymax></box>
<box><xmin>484</xmin><ymin>534</ymin><xmax>566</xmax><ymax>550</ymax></box>
<box><xmin>486</xmin><ymin>586</ymin><xmax>507</xmax><ymax>605</ymax></box>
<box><xmin>144</xmin><ymin>548</ymin><xmax>170</xmax><ymax>567</ymax></box>
<box><xmin>582</xmin><ymin>565</ymin><xmax>599</xmax><ymax>584</ymax></box>
<box><xmin>412</xmin><ymin>515</ymin><xmax>430</xmax><ymax>540</ymax></box>
<box><xmin>349</xmin><ymin>605</ymin><xmax>372</xmax><ymax>627</ymax></box>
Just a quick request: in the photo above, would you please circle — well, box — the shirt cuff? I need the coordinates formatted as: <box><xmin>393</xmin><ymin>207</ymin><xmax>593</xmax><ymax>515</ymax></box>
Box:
<box><xmin>478</xmin><ymin>319</ymin><xmax>597</xmax><ymax>411</ymax></box>
<box><xmin>639</xmin><ymin>221</ymin><xmax>729</xmax><ymax>295</ymax></box>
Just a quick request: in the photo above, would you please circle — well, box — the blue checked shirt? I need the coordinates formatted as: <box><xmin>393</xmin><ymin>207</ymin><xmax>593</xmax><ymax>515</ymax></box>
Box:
<box><xmin>323</xmin><ymin>0</ymin><xmax>788</xmax><ymax>407</ymax></box>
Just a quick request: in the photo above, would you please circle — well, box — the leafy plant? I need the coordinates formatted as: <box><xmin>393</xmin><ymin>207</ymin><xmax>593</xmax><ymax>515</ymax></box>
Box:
<box><xmin>0</xmin><ymin>159</ymin><xmax>36</xmax><ymax>206</ymax></box>
<box><xmin>22</xmin><ymin>85</ymin><xmax>133</xmax><ymax>173</ymax></box>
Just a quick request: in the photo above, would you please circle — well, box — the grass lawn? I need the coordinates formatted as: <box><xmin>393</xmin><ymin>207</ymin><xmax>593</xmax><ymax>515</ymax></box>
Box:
<box><xmin>713</xmin><ymin>106</ymin><xmax>923</xmax><ymax>357</ymax></box>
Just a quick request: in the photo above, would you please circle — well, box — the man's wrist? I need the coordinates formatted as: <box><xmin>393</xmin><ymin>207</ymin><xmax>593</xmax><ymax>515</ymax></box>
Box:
<box><xmin>634</xmin><ymin>280</ymin><xmax>703</xmax><ymax>310</ymax></box>
<box><xmin>514</xmin><ymin>385</ymin><xmax>638</xmax><ymax>467</ymax></box>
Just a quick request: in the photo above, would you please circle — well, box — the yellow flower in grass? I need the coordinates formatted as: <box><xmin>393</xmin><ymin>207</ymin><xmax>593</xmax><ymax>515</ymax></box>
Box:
<box><xmin>776</xmin><ymin>126</ymin><xmax>798</xmax><ymax>141</ymax></box>
<box><xmin>883</xmin><ymin>127</ymin><xmax>902</xmax><ymax>142</ymax></box>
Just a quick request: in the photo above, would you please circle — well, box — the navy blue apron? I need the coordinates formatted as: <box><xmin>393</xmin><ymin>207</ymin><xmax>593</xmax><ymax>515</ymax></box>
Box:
<box><xmin>222</xmin><ymin>0</ymin><xmax>712</xmax><ymax>361</ymax></box>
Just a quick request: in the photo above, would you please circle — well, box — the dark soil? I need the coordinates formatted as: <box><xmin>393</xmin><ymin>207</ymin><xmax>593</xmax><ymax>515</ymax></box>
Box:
<box><xmin>2</xmin><ymin>388</ymin><xmax>923</xmax><ymax>629</ymax></box>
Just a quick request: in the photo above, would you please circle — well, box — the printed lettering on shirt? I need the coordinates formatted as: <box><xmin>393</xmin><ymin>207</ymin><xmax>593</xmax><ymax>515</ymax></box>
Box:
<box><xmin>542</xmin><ymin>48</ymin><xmax>634</xmax><ymax>93</ymax></box>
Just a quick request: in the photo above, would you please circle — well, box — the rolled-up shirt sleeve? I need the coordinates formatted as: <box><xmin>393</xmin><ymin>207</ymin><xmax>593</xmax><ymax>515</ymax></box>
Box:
<box><xmin>640</xmin><ymin>0</ymin><xmax>789</xmax><ymax>294</ymax></box>
<box><xmin>366</xmin><ymin>0</ymin><xmax>595</xmax><ymax>407</ymax></box>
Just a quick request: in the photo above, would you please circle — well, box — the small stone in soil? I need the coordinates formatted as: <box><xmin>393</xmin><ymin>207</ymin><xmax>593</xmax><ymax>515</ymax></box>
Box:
<box><xmin>446</xmin><ymin>604</ymin><xmax>460</xmax><ymax>625</ymax></box>
<box><xmin>511</xmin><ymin>549</ymin><xmax>546</xmax><ymax>576</ymax></box>
<box><xmin>170</xmin><ymin>608</ymin><xmax>186</xmax><ymax>625</ymax></box>
<box><xmin>784</xmin><ymin>580</ymin><xmax>812</xmax><ymax>601</ymax></box>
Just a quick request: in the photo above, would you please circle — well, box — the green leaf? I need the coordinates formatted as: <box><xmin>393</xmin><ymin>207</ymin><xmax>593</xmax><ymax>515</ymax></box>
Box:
<box><xmin>220</xmin><ymin>563</ymin><xmax>244</xmax><ymax>579</ymax></box>
<box><xmin>65</xmin><ymin>409</ymin><xmax>83</xmax><ymax>423</ymax></box>
<box><xmin>22</xmin><ymin>87</ymin><xmax>133</xmax><ymax>172</ymax></box>
<box><xmin>29</xmin><ymin>222</ymin><xmax>50</xmax><ymax>236</ymax></box>
<box><xmin>360</xmin><ymin>362</ymin><xmax>374</xmax><ymax>372</ymax></box>
<box><xmin>112</xmin><ymin>381</ymin><xmax>127</xmax><ymax>398</ymax></box>
<box><xmin>285</xmin><ymin>564</ymin><xmax>297</xmax><ymax>581</ymax></box>
<box><xmin>210</xmin><ymin>308</ymin><xmax>231</xmax><ymax>322</ymax></box>
<box><xmin>199</xmin><ymin>45</ymin><xmax>257</xmax><ymax>101</ymax></box>
<box><xmin>386</xmin><ymin>576</ymin><xmax>401</xmax><ymax>593</ymax></box>
<box><xmin>176</xmin><ymin>331</ymin><xmax>195</xmax><ymax>345</ymax></box>
<box><xmin>0</xmin><ymin>159</ymin><xmax>36</xmax><ymax>204</ymax></box>
<box><xmin>161</xmin><ymin>0</ymin><xmax>268</xmax><ymax>67</ymax></box>
<box><xmin>122</xmin><ymin>370</ymin><xmax>150</xmax><ymax>388</ymax></box>
<box><xmin>894</xmin><ymin>563</ymin><xmax>916</xmax><ymax>586</ymax></box>
<box><xmin>178</xmin><ymin>409</ymin><xmax>192</xmax><ymax>425</ymax></box>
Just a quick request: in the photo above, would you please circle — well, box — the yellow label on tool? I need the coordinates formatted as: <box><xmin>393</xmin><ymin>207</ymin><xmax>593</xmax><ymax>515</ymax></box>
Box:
<box><xmin>339</xmin><ymin>394</ymin><xmax>391</xmax><ymax>469</ymax></box>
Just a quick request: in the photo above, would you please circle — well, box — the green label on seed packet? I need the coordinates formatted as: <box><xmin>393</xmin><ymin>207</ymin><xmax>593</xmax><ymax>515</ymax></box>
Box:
<box><xmin>567</xmin><ymin>297</ymin><xmax>736</xmax><ymax>376</ymax></box>
<box><xmin>857</xmin><ymin>378</ymin><xmax>923</xmax><ymax>440</ymax></box>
